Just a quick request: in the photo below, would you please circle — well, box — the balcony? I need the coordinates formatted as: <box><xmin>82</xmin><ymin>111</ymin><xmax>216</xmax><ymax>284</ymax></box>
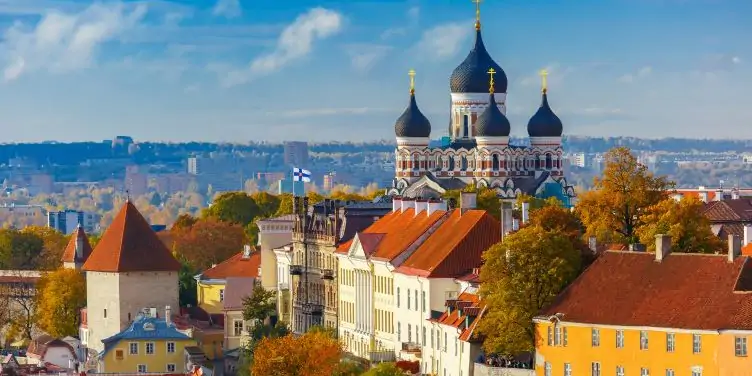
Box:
<box><xmin>290</xmin><ymin>265</ymin><xmax>304</xmax><ymax>275</ymax></box>
<box><xmin>320</xmin><ymin>269</ymin><xmax>334</xmax><ymax>280</ymax></box>
<box><xmin>301</xmin><ymin>303</ymin><xmax>324</xmax><ymax>316</ymax></box>
<box><xmin>369</xmin><ymin>350</ymin><xmax>396</xmax><ymax>363</ymax></box>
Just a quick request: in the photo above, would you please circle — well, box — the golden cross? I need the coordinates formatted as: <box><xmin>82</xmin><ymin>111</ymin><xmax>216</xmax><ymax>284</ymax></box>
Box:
<box><xmin>472</xmin><ymin>0</ymin><xmax>482</xmax><ymax>29</ymax></box>
<box><xmin>539</xmin><ymin>69</ymin><xmax>548</xmax><ymax>93</ymax></box>
<box><xmin>408</xmin><ymin>69</ymin><xmax>416</xmax><ymax>93</ymax></box>
<box><xmin>488</xmin><ymin>68</ymin><xmax>496</xmax><ymax>94</ymax></box>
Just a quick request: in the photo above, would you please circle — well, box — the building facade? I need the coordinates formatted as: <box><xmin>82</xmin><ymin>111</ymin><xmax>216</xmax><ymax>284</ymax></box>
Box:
<box><xmin>535</xmin><ymin>235</ymin><xmax>752</xmax><ymax>376</ymax></box>
<box><xmin>257</xmin><ymin>215</ymin><xmax>295</xmax><ymax>293</ymax></box>
<box><xmin>48</xmin><ymin>210</ymin><xmax>100</xmax><ymax>234</ymax></box>
<box><xmin>387</xmin><ymin>10</ymin><xmax>574</xmax><ymax>205</ymax></box>
<box><xmin>194</xmin><ymin>246</ymin><xmax>260</xmax><ymax>316</ymax></box>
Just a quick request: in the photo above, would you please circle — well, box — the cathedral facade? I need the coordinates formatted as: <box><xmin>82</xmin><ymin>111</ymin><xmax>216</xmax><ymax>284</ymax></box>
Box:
<box><xmin>388</xmin><ymin>14</ymin><xmax>575</xmax><ymax>205</ymax></box>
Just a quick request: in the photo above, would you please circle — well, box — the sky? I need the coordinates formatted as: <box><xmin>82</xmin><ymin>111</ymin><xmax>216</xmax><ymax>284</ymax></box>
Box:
<box><xmin>0</xmin><ymin>0</ymin><xmax>750</xmax><ymax>143</ymax></box>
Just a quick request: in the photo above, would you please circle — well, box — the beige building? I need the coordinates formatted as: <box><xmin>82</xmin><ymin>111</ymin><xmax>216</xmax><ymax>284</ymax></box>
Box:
<box><xmin>80</xmin><ymin>201</ymin><xmax>181</xmax><ymax>354</ymax></box>
<box><xmin>257</xmin><ymin>215</ymin><xmax>295</xmax><ymax>292</ymax></box>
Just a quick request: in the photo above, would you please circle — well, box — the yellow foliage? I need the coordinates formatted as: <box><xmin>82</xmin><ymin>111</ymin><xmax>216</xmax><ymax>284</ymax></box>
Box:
<box><xmin>635</xmin><ymin>196</ymin><xmax>723</xmax><ymax>253</ymax></box>
<box><xmin>251</xmin><ymin>331</ymin><xmax>343</xmax><ymax>376</ymax></box>
<box><xmin>34</xmin><ymin>268</ymin><xmax>87</xmax><ymax>338</ymax></box>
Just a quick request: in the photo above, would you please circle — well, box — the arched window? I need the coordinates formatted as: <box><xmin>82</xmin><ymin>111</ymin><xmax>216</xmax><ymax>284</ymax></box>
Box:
<box><xmin>448</xmin><ymin>156</ymin><xmax>455</xmax><ymax>171</ymax></box>
<box><xmin>460</xmin><ymin>156</ymin><xmax>468</xmax><ymax>171</ymax></box>
<box><xmin>492</xmin><ymin>154</ymin><xmax>500</xmax><ymax>171</ymax></box>
<box><xmin>412</xmin><ymin>155</ymin><xmax>419</xmax><ymax>171</ymax></box>
<box><xmin>534</xmin><ymin>154</ymin><xmax>541</xmax><ymax>169</ymax></box>
<box><xmin>546</xmin><ymin>154</ymin><xmax>553</xmax><ymax>170</ymax></box>
<box><xmin>463</xmin><ymin>115</ymin><xmax>469</xmax><ymax>138</ymax></box>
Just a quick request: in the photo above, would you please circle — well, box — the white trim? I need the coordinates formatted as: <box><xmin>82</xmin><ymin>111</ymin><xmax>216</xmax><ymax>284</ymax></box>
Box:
<box><xmin>166</xmin><ymin>341</ymin><xmax>176</xmax><ymax>354</ymax></box>
<box><xmin>166</xmin><ymin>364</ymin><xmax>176</xmax><ymax>373</ymax></box>
<box><xmin>128</xmin><ymin>342</ymin><xmax>139</xmax><ymax>355</ymax></box>
<box><xmin>530</xmin><ymin>318</ymin><xmax>748</xmax><ymax>335</ymax></box>
<box><xmin>145</xmin><ymin>342</ymin><xmax>155</xmax><ymax>355</ymax></box>
<box><xmin>396</xmin><ymin>137</ymin><xmax>430</xmax><ymax>146</ymax></box>
<box><xmin>475</xmin><ymin>136</ymin><xmax>509</xmax><ymax>145</ymax></box>
<box><xmin>529</xmin><ymin>136</ymin><xmax>562</xmax><ymax>145</ymax></box>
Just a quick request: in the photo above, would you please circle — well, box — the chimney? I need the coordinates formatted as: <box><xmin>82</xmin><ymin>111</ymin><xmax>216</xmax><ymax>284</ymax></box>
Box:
<box><xmin>588</xmin><ymin>236</ymin><xmax>597</xmax><ymax>254</ymax></box>
<box><xmin>165</xmin><ymin>306</ymin><xmax>171</xmax><ymax>325</ymax></box>
<box><xmin>414</xmin><ymin>199</ymin><xmax>428</xmax><ymax>215</ymax></box>
<box><xmin>744</xmin><ymin>224</ymin><xmax>752</xmax><ymax>246</ymax></box>
<box><xmin>400</xmin><ymin>198</ymin><xmax>415</xmax><ymax>213</ymax></box>
<box><xmin>242</xmin><ymin>245</ymin><xmax>251</xmax><ymax>259</ymax></box>
<box><xmin>521</xmin><ymin>202</ymin><xmax>530</xmax><ymax>224</ymax></box>
<box><xmin>732</xmin><ymin>188</ymin><xmax>740</xmax><ymax>200</ymax></box>
<box><xmin>427</xmin><ymin>199</ymin><xmax>447</xmax><ymax>216</ymax></box>
<box><xmin>715</xmin><ymin>189</ymin><xmax>723</xmax><ymax>201</ymax></box>
<box><xmin>500</xmin><ymin>201</ymin><xmax>514</xmax><ymax>239</ymax></box>
<box><xmin>728</xmin><ymin>234</ymin><xmax>741</xmax><ymax>262</ymax></box>
<box><xmin>460</xmin><ymin>192</ymin><xmax>477</xmax><ymax>213</ymax></box>
<box><xmin>392</xmin><ymin>196</ymin><xmax>402</xmax><ymax>212</ymax></box>
<box><xmin>699</xmin><ymin>191</ymin><xmax>709</xmax><ymax>203</ymax></box>
<box><xmin>655</xmin><ymin>234</ymin><xmax>671</xmax><ymax>262</ymax></box>
<box><xmin>75</xmin><ymin>228</ymin><xmax>84</xmax><ymax>259</ymax></box>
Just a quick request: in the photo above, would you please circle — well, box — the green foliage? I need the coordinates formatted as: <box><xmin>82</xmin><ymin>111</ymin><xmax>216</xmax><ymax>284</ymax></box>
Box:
<box><xmin>176</xmin><ymin>255</ymin><xmax>198</xmax><ymax>307</ymax></box>
<box><xmin>443</xmin><ymin>186</ymin><xmax>501</xmax><ymax>220</ymax></box>
<box><xmin>172</xmin><ymin>214</ymin><xmax>198</xmax><ymax>230</ymax></box>
<box><xmin>0</xmin><ymin>228</ymin><xmax>45</xmax><ymax>269</ymax></box>
<box><xmin>202</xmin><ymin>192</ymin><xmax>259</xmax><ymax>226</ymax></box>
<box><xmin>242</xmin><ymin>284</ymin><xmax>277</xmax><ymax>324</ymax></box>
<box><xmin>361</xmin><ymin>362</ymin><xmax>404</xmax><ymax>376</ymax></box>
<box><xmin>478</xmin><ymin>226</ymin><xmax>582</xmax><ymax>355</ymax></box>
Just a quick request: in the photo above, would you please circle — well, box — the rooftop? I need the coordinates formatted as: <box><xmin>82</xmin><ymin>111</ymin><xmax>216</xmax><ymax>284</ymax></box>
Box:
<box><xmin>198</xmin><ymin>249</ymin><xmax>260</xmax><ymax>281</ymax></box>
<box><xmin>101</xmin><ymin>314</ymin><xmax>190</xmax><ymax>355</ymax></box>
<box><xmin>60</xmin><ymin>226</ymin><xmax>93</xmax><ymax>264</ymax></box>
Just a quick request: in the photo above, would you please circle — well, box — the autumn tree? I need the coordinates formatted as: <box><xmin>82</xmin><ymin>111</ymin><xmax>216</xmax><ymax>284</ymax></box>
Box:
<box><xmin>21</xmin><ymin>226</ymin><xmax>68</xmax><ymax>270</ymax></box>
<box><xmin>478</xmin><ymin>226</ymin><xmax>582</xmax><ymax>355</ymax></box>
<box><xmin>202</xmin><ymin>192</ymin><xmax>259</xmax><ymax>226</ymax></box>
<box><xmin>443</xmin><ymin>185</ymin><xmax>501</xmax><ymax>220</ymax></box>
<box><xmin>34</xmin><ymin>268</ymin><xmax>86</xmax><ymax>337</ymax></box>
<box><xmin>251</xmin><ymin>331</ymin><xmax>343</xmax><ymax>376</ymax></box>
<box><xmin>575</xmin><ymin>147</ymin><xmax>672</xmax><ymax>245</ymax></box>
<box><xmin>636</xmin><ymin>196</ymin><xmax>723</xmax><ymax>253</ymax></box>
<box><xmin>170</xmin><ymin>218</ymin><xmax>247</xmax><ymax>271</ymax></box>
<box><xmin>0</xmin><ymin>229</ymin><xmax>44</xmax><ymax>269</ymax></box>
<box><xmin>362</xmin><ymin>362</ymin><xmax>405</xmax><ymax>376</ymax></box>
<box><xmin>172</xmin><ymin>214</ymin><xmax>197</xmax><ymax>230</ymax></box>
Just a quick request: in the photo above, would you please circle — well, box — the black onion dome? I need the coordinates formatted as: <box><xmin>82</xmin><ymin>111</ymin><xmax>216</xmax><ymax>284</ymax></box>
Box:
<box><xmin>395</xmin><ymin>93</ymin><xmax>431</xmax><ymax>138</ymax></box>
<box><xmin>475</xmin><ymin>93</ymin><xmax>510</xmax><ymax>137</ymax></box>
<box><xmin>450</xmin><ymin>29</ymin><xmax>507</xmax><ymax>93</ymax></box>
<box><xmin>527</xmin><ymin>92</ymin><xmax>563</xmax><ymax>137</ymax></box>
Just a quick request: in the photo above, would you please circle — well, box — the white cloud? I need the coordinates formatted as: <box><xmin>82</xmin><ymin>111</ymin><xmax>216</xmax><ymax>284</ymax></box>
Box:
<box><xmin>415</xmin><ymin>22</ymin><xmax>470</xmax><ymax>60</ymax></box>
<box><xmin>212</xmin><ymin>0</ymin><xmax>241</xmax><ymax>19</ymax></box>
<box><xmin>1</xmin><ymin>2</ymin><xmax>147</xmax><ymax>81</ymax></box>
<box><xmin>345</xmin><ymin>44</ymin><xmax>392</xmax><ymax>73</ymax></box>
<box><xmin>218</xmin><ymin>7</ymin><xmax>343</xmax><ymax>87</ymax></box>
<box><xmin>618</xmin><ymin>65</ymin><xmax>652</xmax><ymax>84</ymax></box>
<box><xmin>519</xmin><ymin>63</ymin><xmax>574</xmax><ymax>88</ymax></box>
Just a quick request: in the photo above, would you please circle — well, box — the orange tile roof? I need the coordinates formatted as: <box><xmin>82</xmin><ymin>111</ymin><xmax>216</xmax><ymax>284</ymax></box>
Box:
<box><xmin>539</xmin><ymin>251</ymin><xmax>752</xmax><ymax>330</ymax></box>
<box><xmin>431</xmin><ymin>291</ymin><xmax>486</xmax><ymax>342</ymax></box>
<box><xmin>744</xmin><ymin>243</ymin><xmax>752</xmax><ymax>256</ymax></box>
<box><xmin>200</xmin><ymin>250</ymin><xmax>261</xmax><ymax>280</ymax></box>
<box><xmin>674</xmin><ymin>190</ymin><xmax>718</xmax><ymax>201</ymax></box>
<box><xmin>82</xmin><ymin>201</ymin><xmax>181</xmax><ymax>272</ymax></box>
<box><xmin>397</xmin><ymin>210</ymin><xmax>500</xmax><ymax>278</ymax></box>
<box><xmin>355</xmin><ymin>208</ymin><xmax>447</xmax><ymax>261</ymax></box>
<box><xmin>60</xmin><ymin>226</ymin><xmax>93</xmax><ymax>264</ymax></box>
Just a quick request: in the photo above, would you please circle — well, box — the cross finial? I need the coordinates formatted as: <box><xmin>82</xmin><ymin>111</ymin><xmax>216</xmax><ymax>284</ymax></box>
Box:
<box><xmin>408</xmin><ymin>69</ymin><xmax>416</xmax><ymax>94</ymax></box>
<box><xmin>539</xmin><ymin>69</ymin><xmax>549</xmax><ymax>93</ymax></box>
<box><xmin>472</xmin><ymin>0</ymin><xmax>482</xmax><ymax>30</ymax></box>
<box><xmin>487</xmin><ymin>68</ymin><xmax>496</xmax><ymax>94</ymax></box>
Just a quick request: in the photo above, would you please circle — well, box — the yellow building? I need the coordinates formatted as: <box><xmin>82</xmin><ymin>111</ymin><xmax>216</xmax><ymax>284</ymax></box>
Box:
<box><xmin>195</xmin><ymin>246</ymin><xmax>260</xmax><ymax>315</ymax></box>
<box><xmin>534</xmin><ymin>235</ymin><xmax>752</xmax><ymax>376</ymax></box>
<box><xmin>97</xmin><ymin>312</ymin><xmax>195</xmax><ymax>373</ymax></box>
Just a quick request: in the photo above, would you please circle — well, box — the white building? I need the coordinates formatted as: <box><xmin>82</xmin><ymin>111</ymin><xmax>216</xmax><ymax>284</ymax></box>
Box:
<box><xmin>48</xmin><ymin>210</ymin><xmax>101</xmax><ymax>234</ymax></box>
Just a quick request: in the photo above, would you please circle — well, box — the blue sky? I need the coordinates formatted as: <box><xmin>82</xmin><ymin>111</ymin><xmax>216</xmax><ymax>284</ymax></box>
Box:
<box><xmin>0</xmin><ymin>0</ymin><xmax>749</xmax><ymax>143</ymax></box>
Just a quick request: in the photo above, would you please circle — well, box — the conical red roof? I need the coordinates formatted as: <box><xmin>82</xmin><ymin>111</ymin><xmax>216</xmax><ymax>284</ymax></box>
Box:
<box><xmin>61</xmin><ymin>226</ymin><xmax>93</xmax><ymax>264</ymax></box>
<box><xmin>82</xmin><ymin>201</ymin><xmax>180</xmax><ymax>272</ymax></box>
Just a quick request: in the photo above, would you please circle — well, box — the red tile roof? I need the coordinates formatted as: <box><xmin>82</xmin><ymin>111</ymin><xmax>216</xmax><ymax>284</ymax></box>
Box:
<box><xmin>27</xmin><ymin>335</ymin><xmax>75</xmax><ymax>360</ymax></box>
<box><xmin>396</xmin><ymin>210</ymin><xmax>500</xmax><ymax>278</ymax></box>
<box><xmin>539</xmin><ymin>251</ymin><xmax>752</xmax><ymax>330</ymax></box>
<box><xmin>431</xmin><ymin>291</ymin><xmax>486</xmax><ymax>342</ymax></box>
<box><xmin>82</xmin><ymin>201</ymin><xmax>180</xmax><ymax>272</ymax></box>
<box><xmin>200</xmin><ymin>250</ymin><xmax>260</xmax><ymax>280</ymax></box>
<box><xmin>60</xmin><ymin>226</ymin><xmax>93</xmax><ymax>264</ymax></box>
<box><xmin>674</xmin><ymin>190</ymin><xmax>719</xmax><ymax>201</ymax></box>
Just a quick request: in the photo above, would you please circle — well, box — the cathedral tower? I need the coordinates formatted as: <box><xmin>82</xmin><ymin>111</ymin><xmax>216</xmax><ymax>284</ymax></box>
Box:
<box><xmin>394</xmin><ymin>69</ymin><xmax>432</xmax><ymax>186</ymax></box>
<box><xmin>527</xmin><ymin>70</ymin><xmax>564</xmax><ymax>175</ymax></box>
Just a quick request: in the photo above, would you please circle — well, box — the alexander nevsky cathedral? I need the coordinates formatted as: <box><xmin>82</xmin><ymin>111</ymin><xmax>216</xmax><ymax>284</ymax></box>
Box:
<box><xmin>388</xmin><ymin>6</ymin><xmax>576</xmax><ymax>205</ymax></box>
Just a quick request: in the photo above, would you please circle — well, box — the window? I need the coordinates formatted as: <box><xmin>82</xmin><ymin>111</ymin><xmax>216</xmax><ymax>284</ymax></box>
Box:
<box><xmin>167</xmin><ymin>364</ymin><xmax>176</xmax><ymax>373</ymax></box>
<box><xmin>666</xmin><ymin>370</ymin><xmax>675</xmax><ymax>376</ymax></box>
<box><xmin>564</xmin><ymin>363</ymin><xmax>572</xmax><ymax>376</ymax></box>
<box><xmin>666</xmin><ymin>333</ymin><xmax>675</xmax><ymax>352</ymax></box>
<box><xmin>167</xmin><ymin>342</ymin><xmax>176</xmax><ymax>353</ymax></box>
<box><xmin>397</xmin><ymin>288</ymin><xmax>400</xmax><ymax>308</ymax></box>
<box><xmin>397</xmin><ymin>322</ymin><xmax>401</xmax><ymax>341</ymax></box>
<box><xmin>431</xmin><ymin>328</ymin><xmax>435</xmax><ymax>348</ymax></box>
<box><xmin>616</xmin><ymin>366</ymin><xmax>624</xmax><ymax>376</ymax></box>
<box><xmin>422</xmin><ymin>327</ymin><xmax>426</xmax><ymax>345</ymax></box>
<box><xmin>104</xmin><ymin>309</ymin><xmax>107</xmax><ymax>318</ymax></box>
<box><xmin>591</xmin><ymin>328</ymin><xmax>600</xmax><ymax>347</ymax></box>
<box><xmin>219</xmin><ymin>289</ymin><xmax>225</xmax><ymax>302</ymax></box>
<box><xmin>414</xmin><ymin>291</ymin><xmax>418</xmax><ymax>311</ymax></box>
<box><xmin>640</xmin><ymin>331</ymin><xmax>649</xmax><ymax>350</ymax></box>
<box><xmin>137</xmin><ymin>365</ymin><xmax>147</xmax><ymax>373</ymax></box>
<box><xmin>444</xmin><ymin>332</ymin><xmax>447</xmax><ymax>352</ymax></box>
<box><xmin>408</xmin><ymin>324</ymin><xmax>412</xmax><ymax>343</ymax></box>
<box><xmin>129</xmin><ymin>343</ymin><xmax>138</xmax><ymax>355</ymax></box>
<box><xmin>554</xmin><ymin>326</ymin><xmax>561</xmax><ymax>345</ymax></box>
<box><xmin>691</xmin><ymin>369</ymin><xmax>702</xmax><ymax>376</ymax></box>
<box><xmin>422</xmin><ymin>291</ymin><xmax>426</xmax><ymax>312</ymax></box>
<box><xmin>641</xmin><ymin>368</ymin><xmax>650</xmax><ymax>376</ymax></box>
<box><xmin>735</xmin><ymin>336</ymin><xmax>747</xmax><ymax>356</ymax></box>
<box><xmin>547</xmin><ymin>327</ymin><xmax>553</xmax><ymax>346</ymax></box>
<box><xmin>591</xmin><ymin>362</ymin><xmax>601</xmax><ymax>376</ymax></box>
<box><xmin>693</xmin><ymin>334</ymin><xmax>702</xmax><ymax>354</ymax></box>
<box><xmin>563</xmin><ymin>327</ymin><xmax>568</xmax><ymax>346</ymax></box>
<box><xmin>616</xmin><ymin>330</ymin><xmax>624</xmax><ymax>348</ymax></box>
<box><xmin>544</xmin><ymin>362</ymin><xmax>551</xmax><ymax>376</ymax></box>
<box><xmin>146</xmin><ymin>342</ymin><xmax>154</xmax><ymax>355</ymax></box>
<box><xmin>407</xmin><ymin>289</ymin><xmax>411</xmax><ymax>310</ymax></box>
<box><xmin>234</xmin><ymin>320</ymin><xmax>243</xmax><ymax>336</ymax></box>
<box><xmin>115</xmin><ymin>350</ymin><xmax>124</xmax><ymax>360</ymax></box>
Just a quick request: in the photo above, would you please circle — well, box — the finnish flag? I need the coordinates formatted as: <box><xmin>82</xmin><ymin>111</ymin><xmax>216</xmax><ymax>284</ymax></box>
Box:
<box><xmin>292</xmin><ymin>168</ymin><xmax>312</xmax><ymax>183</ymax></box>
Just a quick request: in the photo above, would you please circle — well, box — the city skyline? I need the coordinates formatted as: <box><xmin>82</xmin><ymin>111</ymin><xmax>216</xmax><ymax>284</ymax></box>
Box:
<box><xmin>0</xmin><ymin>0</ymin><xmax>749</xmax><ymax>142</ymax></box>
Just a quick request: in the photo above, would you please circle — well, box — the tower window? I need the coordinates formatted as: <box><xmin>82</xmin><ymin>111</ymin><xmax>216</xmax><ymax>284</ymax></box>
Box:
<box><xmin>492</xmin><ymin>155</ymin><xmax>500</xmax><ymax>171</ymax></box>
<box><xmin>463</xmin><ymin>115</ymin><xmax>469</xmax><ymax>138</ymax></box>
<box><xmin>534</xmin><ymin>154</ymin><xmax>541</xmax><ymax>169</ymax></box>
<box><xmin>460</xmin><ymin>156</ymin><xmax>468</xmax><ymax>171</ymax></box>
<box><xmin>546</xmin><ymin>154</ymin><xmax>553</xmax><ymax>170</ymax></box>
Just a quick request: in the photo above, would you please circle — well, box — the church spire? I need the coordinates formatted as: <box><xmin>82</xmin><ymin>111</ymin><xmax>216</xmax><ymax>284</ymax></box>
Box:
<box><xmin>473</xmin><ymin>0</ymin><xmax>483</xmax><ymax>31</ymax></box>
<box><xmin>540</xmin><ymin>69</ymin><xmax>548</xmax><ymax>94</ymax></box>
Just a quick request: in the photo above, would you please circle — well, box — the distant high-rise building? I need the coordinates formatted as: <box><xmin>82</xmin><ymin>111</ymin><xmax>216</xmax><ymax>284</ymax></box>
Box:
<box><xmin>283</xmin><ymin>141</ymin><xmax>309</xmax><ymax>167</ymax></box>
<box><xmin>48</xmin><ymin>210</ymin><xmax>100</xmax><ymax>234</ymax></box>
<box><xmin>568</xmin><ymin>152</ymin><xmax>586</xmax><ymax>168</ymax></box>
<box><xmin>323</xmin><ymin>172</ymin><xmax>338</xmax><ymax>191</ymax></box>
<box><xmin>124</xmin><ymin>165</ymin><xmax>148</xmax><ymax>197</ymax></box>
<box><xmin>29</xmin><ymin>174</ymin><xmax>54</xmax><ymax>195</ymax></box>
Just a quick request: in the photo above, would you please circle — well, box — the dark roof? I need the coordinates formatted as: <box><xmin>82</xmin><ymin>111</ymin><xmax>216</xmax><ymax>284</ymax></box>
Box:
<box><xmin>27</xmin><ymin>335</ymin><xmax>75</xmax><ymax>359</ymax></box>
<box><xmin>527</xmin><ymin>92</ymin><xmax>563</xmax><ymax>138</ymax></box>
<box><xmin>395</xmin><ymin>93</ymin><xmax>432</xmax><ymax>138</ymax></box>
<box><xmin>60</xmin><ymin>226</ymin><xmax>93</xmax><ymax>264</ymax></box>
<box><xmin>703</xmin><ymin>199</ymin><xmax>752</xmax><ymax>222</ymax></box>
<box><xmin>474</xmin><ymin>93</ymin><xmax>510</xmax><ymax>137</ymax></box>
<box><xmin>539</xmin><ymin>251</ymin><xmax>752</xmax><ymax>330</ymax></box>
<box><xmin>82</xmin><ymin>201</ymin><xmax>181</xmax><ymax>273</ymax></box>
<box><xmin>450</xmin><ymin>29</ymin><xmax>507</xmax><ymax>93</ymax></box>
<box><xmin>222</xmin><ymin>277</ymin><xmax>255</xmax><ymax>311</ymax></box>
<box><xmin>200</xmin><ymin>250</ymin><xmax>260</xmax><ymax>280</ymax></box>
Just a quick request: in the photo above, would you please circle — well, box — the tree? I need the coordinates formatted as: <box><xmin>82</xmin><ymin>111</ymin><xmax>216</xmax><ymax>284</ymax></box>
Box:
<box><xmin>172</xmin><ymin>214</ymin><xmax>197</xmax><ymax>230</ymax></box>
<box><xmin>636</xmin><ymin>196</ymin><xmax>723</xmax><ymax>254</ymax></box>
<box><xmin>478</xmin><ymin>226</ymin><xmax>582</xmax><ymax>355</ymax></box>
<box><xmin>202</xmin><ymin>192</ymin><xmax>259</xmax><ymax>226</ymax></box>
<box><xmin>170</xmin><ymin>218</ymin><xmax>247</xmax><ymax>271</ymax></box>
<box><xmin>362</xmin><ymin>362</ymin><xmax>405</xmax><ymax>376</ymax></box>
<box><xmin>575</xmin><ymin>147</ymin><xmax>672</xmax><ymax>245</ymax></box>
<box><xmin>20</xmin><ymin>226</ymin><xmax>68</xmax><ymax>270</ymax></box>
<box><xmin>176</xmin><ymin>254</ymin><xmax>198</xmax><ymax>307</ymax></box>
<box><xmin>443</xmin><ymin>185</ymin><xmax>501</xmax><ymax>220</ymax></box>
<box><xmin>34</xmin><ymin>268</ymin><xmax>86</xmax><ymax>337</ymax></box>
<box><xmin>250</xmin><ymin>192</ymin><xmax>282</xmax><ymax>218</ymax></box>
<box><xmin>242</xmin><ymin>284</ymin><xmax>277</xmax><ymax>325</ymax></box>
<box><xmin>0</xmin><ymin>229</ymin><xmax>44</xmax><ymax>269</ymax></box>
<box><xmin>251</xmin><ymin>331</ymin><xmax>343</xmax><ymax>376</ymax></box>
